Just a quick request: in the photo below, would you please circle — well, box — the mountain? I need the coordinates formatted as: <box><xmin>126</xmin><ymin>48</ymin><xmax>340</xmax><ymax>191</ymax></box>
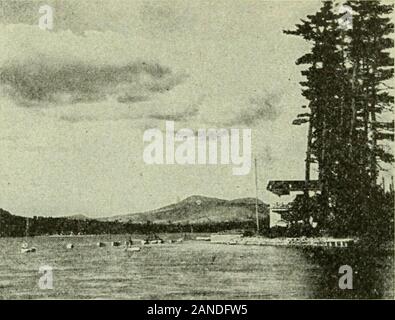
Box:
<box><xmin>102</xmin><ymin>195</ymin><xmax>269</xmax><ymax>224</ymax></box>
<box><xmin>0</xmin><ymin>195</ymin><xmax>269</xmax><ymax>237</ymax></box>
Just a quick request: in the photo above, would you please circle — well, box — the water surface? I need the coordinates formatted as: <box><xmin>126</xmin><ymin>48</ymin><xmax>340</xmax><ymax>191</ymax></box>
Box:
<box><xmin>0</xmin><ymin>235</ymin><xmax>393</xmax><ymax>299</ymax></box>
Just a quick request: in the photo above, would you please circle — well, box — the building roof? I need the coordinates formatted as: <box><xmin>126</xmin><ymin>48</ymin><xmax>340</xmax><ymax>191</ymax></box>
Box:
<box><xmin>266</xmin><ymin>180</ymin><xmax>320</xmax><ymax>196</ymax></box>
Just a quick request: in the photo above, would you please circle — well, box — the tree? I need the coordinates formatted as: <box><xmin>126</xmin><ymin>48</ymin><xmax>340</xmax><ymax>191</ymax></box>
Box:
<box><xmin>285</xmin><ymin>1</ymin><xmax>349</xmax><ymax>229</ymax></box>
<box><xmin>285</xmin><ymin>0</ymin><xmax>394</xmax><ymax>238</ymax></box>
<box><xmin>345</xmin><ymin>0</ymin><xmax>394</xmax><ymax>186</ymax></box>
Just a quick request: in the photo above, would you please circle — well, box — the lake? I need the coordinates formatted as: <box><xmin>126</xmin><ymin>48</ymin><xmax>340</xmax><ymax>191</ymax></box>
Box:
<box><xmin>0</xmin><ymin>235</ymin><xmax>393</xmax><ymax>299</ymax></box>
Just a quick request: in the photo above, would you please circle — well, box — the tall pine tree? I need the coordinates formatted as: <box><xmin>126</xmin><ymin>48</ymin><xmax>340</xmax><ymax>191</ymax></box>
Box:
<box><xmin>285</xmin><ymin>0</ymin><xmax>394</xmax><ymax>237</ymax></box>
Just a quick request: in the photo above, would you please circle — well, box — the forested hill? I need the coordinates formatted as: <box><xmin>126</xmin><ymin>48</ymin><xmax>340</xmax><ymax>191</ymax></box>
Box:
<box><xmin>0</xmin><ymin>196</ymin><xmax>269</xmax><ymax>237</ymax></box>
<box><xmin>102</xmin><ymin>195</ymin><xmax>269</xmax><ymax>223</ymax></box>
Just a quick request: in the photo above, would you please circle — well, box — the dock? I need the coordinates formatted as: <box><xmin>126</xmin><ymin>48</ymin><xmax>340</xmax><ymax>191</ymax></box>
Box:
<box><xmin>208</xmin><ymin>234</ymin><xmax>357</xmax><ymax>248</ymax></box>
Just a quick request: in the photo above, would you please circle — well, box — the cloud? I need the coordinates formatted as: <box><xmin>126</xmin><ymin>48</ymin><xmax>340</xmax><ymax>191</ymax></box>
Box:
<box><xmin>36</xmin><ymin>83</ymin><xmax>202</xmax><ymax>125</ymax></box>
<box><xmin>197</xmin><ymin>92</ymin><xmax>284</xmax><ymax>127</ymax></box>
<box><xmin>0</xmin><ymin>24</ymin><xmax>187</xmax><ymax>109</ymax></box>
<box><xmin>139</xmin><ymin>0</ymin><xmax>195</xmax><ymax>36</ymax></box>
<box><xmin>0</xmin><ymin>24</ymin><xmax>283</xmax><ymax>128</ymax></box>
<box><xmin>145</xmin><ymin>93</ymin><xmax>203</xmax><ymax>122</ymax></box>
<box><xmin>116</xmin><ymin>95</ymin><xmax>150</xmax><ymax>104</ymax></box>
<box><xmin>147</xmin><ymin>106</ymin><xmax>199</xmax><ymax>122</ymax></box>
<box><xmin>0</xmin><ymin>57</ymin><xmax>186</xmax><ymax>105</ymax></box>
<box><xmin>227</xmin><ymin>94</ymin><xmax>283</xmax><ymax>126</ymax></box>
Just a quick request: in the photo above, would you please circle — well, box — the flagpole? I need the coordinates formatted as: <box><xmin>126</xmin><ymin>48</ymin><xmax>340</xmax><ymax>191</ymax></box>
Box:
<box><xmin>254</xmin><ymin>157</ymin><xmax>260</xmax><ymax>234</ymax></box>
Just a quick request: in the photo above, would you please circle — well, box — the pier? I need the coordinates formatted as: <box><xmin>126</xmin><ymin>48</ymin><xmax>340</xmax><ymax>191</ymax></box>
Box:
<box><xmin>208</xmin><ymin>234</ymin><xmax>357</xmax><ymax>248</ymax></box>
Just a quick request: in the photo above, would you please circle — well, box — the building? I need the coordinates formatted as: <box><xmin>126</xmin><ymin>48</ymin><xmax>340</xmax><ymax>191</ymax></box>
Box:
<box><xmin>266</xmin><ymin>180</ymin><xmax>320</xmax><ymax>228</ymax></box>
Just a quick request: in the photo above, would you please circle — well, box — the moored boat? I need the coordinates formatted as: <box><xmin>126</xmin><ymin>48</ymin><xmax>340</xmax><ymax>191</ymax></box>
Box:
<box><xmin>20</xmin><ymin>246</ymin><xmax>36</xmax><ymax>254</ymax></box>
<box><xmin>21</xmin><ymin>218</ymin><xmax>36</xmax><ymax>254</ymax></box>
<box><xmin>124</xmin><ymin>246</ymin><xmax>141</xmax><ymax>252</ymax></box>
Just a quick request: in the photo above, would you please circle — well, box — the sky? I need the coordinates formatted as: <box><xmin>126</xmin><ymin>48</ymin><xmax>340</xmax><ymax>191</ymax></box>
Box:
<box><xmin>0</xmin><ymin>0</ymin><xmax>368</xmax><ymax>217</ymax></box>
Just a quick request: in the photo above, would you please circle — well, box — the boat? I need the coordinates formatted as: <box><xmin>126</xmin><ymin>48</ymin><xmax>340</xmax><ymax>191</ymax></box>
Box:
<box><xmin>142</xmin><ymin>233</ymin><xmax>164</xmax><ymax>245</ymax></box>
<box><xmin>149</xmin><ymin>239</ymin><xmax>163</xmax><ymax>244</ymax></box>
<box><xmin>21</xmin><ymin>242</ymin><xmax>36</xmax><ymax>253</ymax></box>
<box><xmin>195</xmin><ymin>236</ymin><xmax>211</xmax><ymax>241</ymax></box>
<box><xmin>21</xmin><ymin>218</ymin><xmax>36</xmax><ymax>254</ymax></box>
<box><xmin>124</xmin><ymin>246</ymin><xmax>141</xmax><ymax>252</ymax></box>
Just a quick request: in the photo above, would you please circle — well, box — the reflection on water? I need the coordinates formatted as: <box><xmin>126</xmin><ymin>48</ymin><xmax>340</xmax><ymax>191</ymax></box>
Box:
<box><xmin>0</xmin><ymin>235</ymin><xmax>393</xmax><ymax>299</ymax></box>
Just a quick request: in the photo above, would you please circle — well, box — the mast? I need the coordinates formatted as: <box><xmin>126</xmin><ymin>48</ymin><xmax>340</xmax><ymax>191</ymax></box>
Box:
<box><xmin>254</xmin><ymin>158</ymin><xmax>260</xmax><ymax>234</ymax></box>
<box><xmin>25</xmin><ymin>217</ymin><xmax>29</xmax><ymax>238</ymax></box>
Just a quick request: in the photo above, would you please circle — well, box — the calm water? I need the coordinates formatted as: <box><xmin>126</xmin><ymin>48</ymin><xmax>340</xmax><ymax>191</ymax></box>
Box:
<box><xmin>0</xmin><ymin>235</ymin><xmax>393</xmax><ymax>299</ymax></box>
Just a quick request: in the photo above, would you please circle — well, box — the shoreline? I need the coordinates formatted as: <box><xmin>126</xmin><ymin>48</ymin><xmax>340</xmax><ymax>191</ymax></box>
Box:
<box><xmin>1</xmin><ymin>233</ymin><xmax>393</xmax><ymax>250</ymax></box>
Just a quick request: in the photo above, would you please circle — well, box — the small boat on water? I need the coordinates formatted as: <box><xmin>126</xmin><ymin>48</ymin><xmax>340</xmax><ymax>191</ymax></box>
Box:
<box><xmin>97</xmin><ymin>242</ymin><xmax>106</xmax><ymax>247</ymax></box>
<box><xmin>21</xmin><ymin>218</ymin><xmax>36</xmax><ymax>254</ymax></box>
<box><xmin>124</xmin><ymin>246</ymin><xmax>141</xmax><ymax>252</ymax></box>
<box><xmin>195</xmin><ymin>236</ymin><xmax>211</xmax><ymax>241</ymax></box>
<box><xmin>123</xmin><ymin>236</ymin><xmax>141</xmax><ymax>252</ymax></box>
<box><xmin>149</xmin><ymin>239</ymin><xmax>163</xmax><ymax>244</ymax></box>
<box><xmin>21</xmin><ymin>243</ymin><xmax>36</xmax><ymax>253</ymax></box>
<box><xmin>141</xmin><ymin>233</ymin><xmax>164</xmax><ymax>245</ymax></box>
<box><xmin>66</xmin><ymin>243</ymin><xmax>74</xmax><ymax>249</ymax></box>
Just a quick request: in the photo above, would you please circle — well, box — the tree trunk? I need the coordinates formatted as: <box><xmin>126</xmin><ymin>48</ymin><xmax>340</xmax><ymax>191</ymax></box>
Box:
<box><xmin>349</xmin><ymin>62</ymin><xmax>358</xmax><ymax>156</ymax></box>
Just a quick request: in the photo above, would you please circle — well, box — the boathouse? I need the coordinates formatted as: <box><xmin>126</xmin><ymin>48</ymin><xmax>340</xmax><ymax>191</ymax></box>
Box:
<box><xmin>266</xmin><ymin>180</ymin><xmax>320</xmax><ymax>228</ymax></box>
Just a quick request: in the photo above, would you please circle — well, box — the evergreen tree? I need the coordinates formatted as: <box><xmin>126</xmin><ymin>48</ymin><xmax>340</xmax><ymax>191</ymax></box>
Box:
<box><xmin>285</xmin><ymin>1</ymin><xmax>348</xmax><ymax>229</ymax></box>
<box><xmin>346</xmin><ymin>0</ymin><xmax>394</xmax><ymax>185</ymax></box>
<box><xmin>285</xmin><ymin>0</ymin><xmax>394</xmax><ymax>237</ymax></box>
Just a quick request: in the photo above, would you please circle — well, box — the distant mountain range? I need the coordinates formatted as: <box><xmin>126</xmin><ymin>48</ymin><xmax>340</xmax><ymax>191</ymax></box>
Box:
<box><xmin>101</xmin><ymin>195</ymin><xmax>269</xmax><ymax>224</ymax></box>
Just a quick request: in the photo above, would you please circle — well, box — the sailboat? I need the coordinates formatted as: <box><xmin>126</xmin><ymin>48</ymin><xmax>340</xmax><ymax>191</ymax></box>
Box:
<box><xmin>124</xmin><ymin>236</ymin><xmax>141</xmax><ymax>252</ymax></box>
<box><xmin>21</xmin><ymin>217</ymin><xmax>36</xmax><ymax>253</ymax></box>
